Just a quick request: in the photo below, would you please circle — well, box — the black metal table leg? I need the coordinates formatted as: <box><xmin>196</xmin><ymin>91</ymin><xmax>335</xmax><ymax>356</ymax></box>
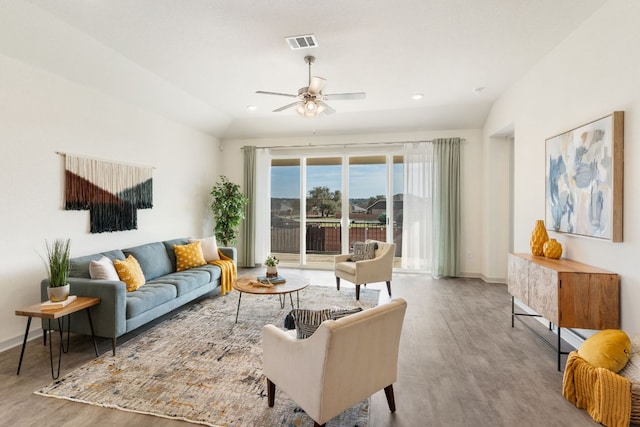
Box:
<box><xmin>49</xmin><ymin>318</ymin><xmax>63</xmax><ymax>380</ymax></box>
<box><xmin>16</xmin><ymin>316</ymin><xmax>32</xmax><ymax>375</ymax></box>
<box><xmin>511</xmin><ymin>296</ymin><xmax>514</xmax><ymax>327</ymax></box>
<box><xmin>289</xmin><ymin>292</ymin><xmax>294</xmax><ymax>310</ymax></box>
<box><xmin>557</xmin><ymin>327</ymin><xmax>562</xmax><ymax>372</ymax></box>
<box><xmin>235</xmin><ymin>292</ymin><xmax>243</xmax><ymax>323</ymax></box>
<box><xmin>86</xmin><ymin>307</ymin><xmax>99</xmax><ymax>357</ymax></box>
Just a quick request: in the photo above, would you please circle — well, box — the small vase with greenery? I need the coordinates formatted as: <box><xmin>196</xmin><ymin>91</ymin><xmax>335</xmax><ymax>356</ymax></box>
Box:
<box><xmin>210</xmin><ymin>175</ymin><xmax>249</xmax><ymax>247</ymax></box>
<box><xmin>265</xmin><ymin>255</ymin><xmax>279</xmax><ymax>277</ymax></box>
<box><xmin>43</xmin><ymin>238</ymin><xmax>71</xmax><ymax>302</ymax></box>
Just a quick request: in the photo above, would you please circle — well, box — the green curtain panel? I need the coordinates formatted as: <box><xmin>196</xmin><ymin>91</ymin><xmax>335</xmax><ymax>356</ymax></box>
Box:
<box><xmin>431</xmin><ymin>138</ymin><xmax>461</xmax><ymax>277</ymax></box>
<box><xmin>242</xmin><ymin>146</ymin><xmax>256</xmax><ymax>267</ymax></box>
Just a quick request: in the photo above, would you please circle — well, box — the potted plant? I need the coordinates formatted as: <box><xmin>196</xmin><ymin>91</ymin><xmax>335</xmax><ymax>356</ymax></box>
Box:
<box><xmin>210</xmin><ymin>175</ymin><xmax>249</xmax><ymax>246</ymax></box>
<box><xmin>43</xmin><ymin>238</ymin><xmax>71</xmax><ymax>302</ymax></box>
<box><xmin>264</xmin><ymin>255</ymin><xmax>279</xmax><ymax>278</ymax></box>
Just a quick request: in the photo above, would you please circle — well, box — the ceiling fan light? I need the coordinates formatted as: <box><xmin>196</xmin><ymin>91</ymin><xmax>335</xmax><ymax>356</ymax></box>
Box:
<box><xmin>306</xmin><ymin>100</ymin><xmax>317</xmax><ymax>111</ymax></box>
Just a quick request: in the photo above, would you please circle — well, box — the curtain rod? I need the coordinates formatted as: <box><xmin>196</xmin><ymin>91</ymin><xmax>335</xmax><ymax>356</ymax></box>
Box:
<box><xmin>56</xmin><ymin>151</ymin><xmax>156</xmax><ymax>169</ymax></box>
<box><xmin>241</xmin><ymin>138</ymin><xmax>465</xmax><ymax>150</ymax></box>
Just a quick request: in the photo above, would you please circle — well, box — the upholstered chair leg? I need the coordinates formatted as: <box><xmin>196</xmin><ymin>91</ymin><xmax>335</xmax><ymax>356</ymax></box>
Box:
<box><xmin>112</xmin><ymin>338</ymin><xmax>117</xmax><ymax>356</ymax></box>
<box><xmin>313</xmin><ymin>422</ymin><xmax>325</xmax><ymax>427</ymax></box>
<box><xmin>336</xmin><ymin>276</ymin><xmax>340</xmax><ymax>291</ymax></box>
<box><xmin>384</xmin><ymin>384</ymin><xmax>396</xmax><ymax>412</ymax></box>
<box><xmin>267</xmin><ymin>378</ymin><xmax>276</xmax><ymax>407</ymax></box>
<box><xmin>356</xmin><ymin>285</ymin><xmax>360</xmax><ymax>300</ymax></box>
<box><xmin>386</xmin><ymin>281</ymin><xmax>392</xmax><ymax>296</ymax></box>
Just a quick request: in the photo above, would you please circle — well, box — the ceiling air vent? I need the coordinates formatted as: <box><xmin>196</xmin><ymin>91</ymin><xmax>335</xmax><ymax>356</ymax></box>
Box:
<box><xmin>285</xmin><ymin>34</ymin><xmax>318</xmax><ymax>50</ymax></box>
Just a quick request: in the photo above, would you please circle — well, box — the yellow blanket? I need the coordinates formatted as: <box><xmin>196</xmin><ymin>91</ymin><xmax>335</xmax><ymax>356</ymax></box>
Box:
<box><xmin>209</xmin><ymin>249</ymin><xmax>237</xmax><ymax>296</ymax></box>
<box><xmin>563</xmin><ymin>351</ymin><xmax>631</xmax><ymax>427</ymax></box>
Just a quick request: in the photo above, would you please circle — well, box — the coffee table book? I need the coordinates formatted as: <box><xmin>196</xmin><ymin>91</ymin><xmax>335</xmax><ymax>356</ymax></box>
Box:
<box><xmin>257</xmin><ymin>275</ymin><xmax>286</xmax><ymax>284</ymax></box>
<box><xmin>40</xmin><ymin>295</ymin><xmax>77</xmax><ymax>310</ymax></box>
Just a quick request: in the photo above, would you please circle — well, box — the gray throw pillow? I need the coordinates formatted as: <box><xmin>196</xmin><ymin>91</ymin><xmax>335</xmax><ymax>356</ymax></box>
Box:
<box><xmin>292</xmin><ymin>309</ymin><xmax>332</xmax><ymax>339</ymax></box>
<box><xmin>289</xmin><ymin>307</ymin><xmax>364</xmax><ymax>338</ymax></box>
<box><xmin>350</xmin><ymin>241</ymin><xmax>378</xmax><ymax>261</ymax></box>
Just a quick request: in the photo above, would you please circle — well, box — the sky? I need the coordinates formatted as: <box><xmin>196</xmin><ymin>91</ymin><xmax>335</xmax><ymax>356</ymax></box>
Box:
<box><xmin>271</xmin><ymin>163</ymin><xmax>404</xmax><ymax>199</ymax></box>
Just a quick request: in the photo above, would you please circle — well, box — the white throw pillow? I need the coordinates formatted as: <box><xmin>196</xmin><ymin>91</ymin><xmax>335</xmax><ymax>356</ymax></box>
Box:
<box><xmin>89</xmin><ymin>256</ymin><xmax>120</xmax><ymax>280</ymax></box>
<box><xmin>188</xmin><ymin>236</ymin><xmax>220</xmax><ymax>261</ymax></box>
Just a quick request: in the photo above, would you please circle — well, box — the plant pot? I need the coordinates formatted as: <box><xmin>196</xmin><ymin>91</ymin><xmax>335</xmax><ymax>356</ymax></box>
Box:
<box><xmin>47</xmin><ymin>284</ymin><xmax>70</xmax><ymax>302</ymax></box>
<box><xmin>266</xmin><ymin>265</ymin><xmax>278</xmax><ymax>278</ymax></box>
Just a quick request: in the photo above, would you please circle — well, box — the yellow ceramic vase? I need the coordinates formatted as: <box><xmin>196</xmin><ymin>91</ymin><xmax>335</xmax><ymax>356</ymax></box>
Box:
<box><xmin>530</xmin><ymin>220</ymin><xmax>549</xmax><ymax>256</ymax></box>
<box><xmin>543</xmin><ymin>238</ymin><xmax>563</xmax><ymax>259</ymax></box>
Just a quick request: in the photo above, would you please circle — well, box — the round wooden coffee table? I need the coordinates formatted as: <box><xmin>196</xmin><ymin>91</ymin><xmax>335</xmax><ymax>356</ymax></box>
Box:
<box><xmin>233</xmin><ymin>273</ymin><xmax>309</xmax><ymax>323</ymax></box>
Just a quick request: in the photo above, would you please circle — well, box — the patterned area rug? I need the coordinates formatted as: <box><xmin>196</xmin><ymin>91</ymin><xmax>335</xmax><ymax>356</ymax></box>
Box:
<box><xmin>35</xmin><ymin>285</ymin><xmax>379</xmax><ymax>426</ymax></box>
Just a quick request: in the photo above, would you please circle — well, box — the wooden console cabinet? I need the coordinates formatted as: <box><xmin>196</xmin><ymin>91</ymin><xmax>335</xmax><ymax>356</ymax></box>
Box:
<box><xmin>507</xmin><ymin>253</ymin><xmax>620</xmax><ymax>370</ymax></box>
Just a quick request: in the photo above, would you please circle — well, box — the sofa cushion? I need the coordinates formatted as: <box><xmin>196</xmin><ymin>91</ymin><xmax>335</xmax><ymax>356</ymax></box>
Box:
<box><xmin>292</xmin><ymin>309</ymin><xmax>333</xmax><ymax>339</ymax></box>
<box><xmin>89</xmin><ymin>256</ymin><xmax>120</xmax><ymax>281</ymax></box>
<box><xmin>335</xmin><ymin>261</ymin><xmax>356</xmax><ymax>275</ymax></box>
<box><xmin>350</xmin><ymin>241</ymin><xmax>378</xmax><ymax>261</ymax></box>
<box><xmin>114</xmin><ymin>255</ymin><xmax>146</xmax><ymax>292</ymax></box>
<box><xmin>285</xmin><ymin>307</ymin><xmax>363</xmax><ymax>331</ymax></box>
<box><xmin>163</xmin><ymin>238</ymin><xmax>189</xmax><ymax>271</ymax></box>
<box><xmin>189</xmin><ymin>236</ymin><xmax>220</xmax><ymax>261</ymax></box>
<box><xmin>70</xmin><ymin>254</ymin><xmax>105</xmax><ymax>279</ymax></box>
<box><xmin>69</xmin><ymin>249</ymin><xmax>126</xmax><ymax>279</ymax></box>
<box><xmin>123</xmin><ymin>242</ymin><xmax>172</xmax><ymax>281</ymax></box>
<box><xmin>147</xmin><ymin>269</ymin><xmax>212</xmax><ymax>296</ymax></box>
<box><xmin>193</xmin><ymin>264</ymin><xmax>222</xmax><ymax>282</ymax></box>
<box><xmin>126</xmin><ymin>283</ymin><xmax>178</xmax><ymax>319</ymax></box>
<box><xmin>174</xmin><ymin>241</ymin><xmax>207</xmax><ymax>271</ymax></box>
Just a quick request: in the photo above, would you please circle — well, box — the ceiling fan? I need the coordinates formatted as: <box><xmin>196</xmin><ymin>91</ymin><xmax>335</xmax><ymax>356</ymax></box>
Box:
<box><xmin>256</xmin><ymin>55</ymin><xmax>366</xmax><ymax>117</ymax></box>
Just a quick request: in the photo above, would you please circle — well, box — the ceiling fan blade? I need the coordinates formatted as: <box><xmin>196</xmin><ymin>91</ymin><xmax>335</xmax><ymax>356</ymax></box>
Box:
<box><xmin>317</xmin><ymin>101</ymin><xmax>336</xmax><ymax>115</ymax></box>
<box><xmin>273</xmin><ymin>101</ymin><xmax>303</xmax><ymax>112</ymax></box>
<box><xmin>323</xmin><ymin>92</ymin><xmax>366</xmax><ymax>101</ymax></box>
<box><xmin>256</xmin><ymin>90</ymin><xmax>297</xmax><ymax>98</ymax></box>
<box><xmin>308</xmin><ymin>76</ymin><xmax>326</xmax><ymax>95</ymax></box>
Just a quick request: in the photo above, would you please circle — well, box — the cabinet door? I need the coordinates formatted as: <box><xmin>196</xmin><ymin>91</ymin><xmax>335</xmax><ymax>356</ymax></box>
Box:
<box><xmin>507</xmin><ymin>254</ymin><xmax>529</xmax><ymax>304</ymax></box>
<box><xmin>558</xmin><ymin>273</ymin><xmax>620</xmax><ymax>329</ymax></box>
<box><xmin>528</xmin><ymin>265</ymin><xmax>558</xmax><ymax>324</ymax></box>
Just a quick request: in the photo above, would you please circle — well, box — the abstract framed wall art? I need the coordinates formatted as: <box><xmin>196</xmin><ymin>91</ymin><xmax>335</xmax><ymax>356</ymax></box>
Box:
<box><xmin>545</xmin><ymin>111</ymin><xmax>624</xmax><ymax>241</ymax></box>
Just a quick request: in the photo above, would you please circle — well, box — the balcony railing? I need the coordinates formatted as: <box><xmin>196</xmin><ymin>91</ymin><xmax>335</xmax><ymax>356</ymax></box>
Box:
<box><xmin>271</xmin><ymin>222</ymin><xmax>402</xmax><ymax>256</ymax></box>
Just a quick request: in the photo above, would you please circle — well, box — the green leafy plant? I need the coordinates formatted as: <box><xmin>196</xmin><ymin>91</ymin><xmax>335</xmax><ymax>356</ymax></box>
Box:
<box><xmin>210</xmin><ymin>175</ymin><xmax>249</xmax><ymax>246</ymax></box>
<box><xmin>44</xmin><ymin>238</ymin><xmax>71</xmax><ymax>287</ymax></box>
<box><xmin>264</xmin><ymin>255</ymin><xmax>279</xmax><ymax>267</ymax></box>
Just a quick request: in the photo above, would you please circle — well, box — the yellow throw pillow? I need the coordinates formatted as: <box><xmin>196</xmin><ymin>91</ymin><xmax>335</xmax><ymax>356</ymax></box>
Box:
<box><xmin>113</xmin><ymin>255</ymin><xmax>146</xmax><ymax>292</ymax></box>
<box><xmin>578</xmin><ymin>329</ymin><xmax>631</xmax><ymax>373</ymax></box>
<box><xmin>174</xmin><ymin>241</ymin><xmax>207</xmax><ymax>272</ymax></box>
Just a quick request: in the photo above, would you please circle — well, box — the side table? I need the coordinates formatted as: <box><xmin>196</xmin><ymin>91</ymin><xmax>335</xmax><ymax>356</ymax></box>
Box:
<box><xmin>15</xmin><ymin>296</ymin><xmax>101</xmax><ymax>379</ymax></box>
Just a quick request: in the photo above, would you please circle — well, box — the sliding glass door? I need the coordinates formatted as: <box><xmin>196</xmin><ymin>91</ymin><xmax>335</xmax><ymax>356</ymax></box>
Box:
<box><xmin>270</xmin><ymin>151</ymin><xmax>404</xmax><ymax>268</ymax></box>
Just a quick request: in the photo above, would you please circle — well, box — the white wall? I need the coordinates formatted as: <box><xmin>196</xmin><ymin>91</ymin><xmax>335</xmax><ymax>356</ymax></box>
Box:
<box><xmin>221</xmin><ymin>129</ymin><xmax>484</xmax><ymax>276</ymax></box>
<box><xmin>484</xmin><ymin>0</ymin><xmax>640</xmax><ymax>335</ymax></box>
<box><xmin>0</xmin><ymin>53</ymin><xmax>221</xmax><ymax>349</ymax></box>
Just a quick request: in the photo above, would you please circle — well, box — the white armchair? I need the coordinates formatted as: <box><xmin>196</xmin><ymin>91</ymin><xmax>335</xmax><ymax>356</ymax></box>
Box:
<box><xmin>334</xmin><ymin>240</ymin><xmax>396</xmax><ymax>300</ymax></box>
<box><xmin>262</xmin><ymin>298</ymin><xmax>407</xmax><ymax>427</ymax></box>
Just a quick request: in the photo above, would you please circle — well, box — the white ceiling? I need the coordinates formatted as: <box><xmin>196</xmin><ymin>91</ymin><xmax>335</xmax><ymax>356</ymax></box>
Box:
<box><xmin>11</xmin><ymin>0</ymin><xmax>608</xmax><ymax>139</ymax></box>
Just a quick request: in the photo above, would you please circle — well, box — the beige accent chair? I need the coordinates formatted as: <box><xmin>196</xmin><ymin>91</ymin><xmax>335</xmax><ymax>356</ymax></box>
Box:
<box><xmin>334</xmin><ymin>240</ymin><xmax>396</xmax><ymax>300</ymax></box>
<box><xmin>263</xmin><ymin>298</ymin><xmax>407</xmax><ymax>427</ymax></box>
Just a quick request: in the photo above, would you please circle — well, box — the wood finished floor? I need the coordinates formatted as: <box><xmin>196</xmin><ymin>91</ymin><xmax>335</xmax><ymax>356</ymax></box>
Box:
<box><xmin>0</xmin><ymin>269</ymin><xmax>604</xmax><ymax>426</ymax></box>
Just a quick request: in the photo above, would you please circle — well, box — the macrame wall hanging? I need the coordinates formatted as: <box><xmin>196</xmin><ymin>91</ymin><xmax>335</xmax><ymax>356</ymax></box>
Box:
<box><xmin>61</xmin><ymin>153</ymin><xmax>153</xmax><ymax>233</ymax></box>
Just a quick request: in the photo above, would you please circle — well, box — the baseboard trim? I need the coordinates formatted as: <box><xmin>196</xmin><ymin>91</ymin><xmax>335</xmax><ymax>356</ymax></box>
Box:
<box><xmin>0</xmin><ymin>327</ymin><xmax>43</xmax><ymax>354</ymax></box>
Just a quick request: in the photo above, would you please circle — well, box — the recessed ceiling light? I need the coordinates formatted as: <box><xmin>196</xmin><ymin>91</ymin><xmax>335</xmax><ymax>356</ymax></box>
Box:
<box><xmin>247</xmin><ymin>105</ymin><xmax>257</xmax><ymax>111</ymax></box>
<box><xmin>472</xmin><ymin>86</ymin><xmax>487</xmax><ymax>94</ymax></box>
<box><xmin>412</xmin><ymin>93</ymin><xmax>424</xmax><ymax>100</ymax></box>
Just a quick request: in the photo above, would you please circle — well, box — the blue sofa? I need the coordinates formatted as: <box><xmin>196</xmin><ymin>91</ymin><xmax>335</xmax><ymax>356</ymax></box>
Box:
<box><xmin>40</xmin><ymin>237</ymin><xmax>236</xmax><ymax>355</ymax></box>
